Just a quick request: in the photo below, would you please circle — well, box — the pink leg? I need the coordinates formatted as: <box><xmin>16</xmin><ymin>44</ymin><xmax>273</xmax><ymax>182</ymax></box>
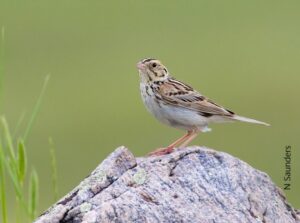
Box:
<box><xmin>148</xmin><ymin>131</ymin><xmax>193</xmax><ymax>156</ymax></box>
<box><xmin>166</xmin><ymin>130</ymin><xmax>194</xmax><ymax>149</ymax></box>
<box><xmin>178</xmin><ymin>131</ymin><xmax>199</xmax><ymax>148</ymax></box>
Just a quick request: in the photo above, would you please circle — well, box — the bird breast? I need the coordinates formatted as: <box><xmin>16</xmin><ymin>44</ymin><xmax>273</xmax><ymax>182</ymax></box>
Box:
<box><xmin>140</xmin><ymin>83</ymin><xmax>209</xmax><ymax>130</ymax></box>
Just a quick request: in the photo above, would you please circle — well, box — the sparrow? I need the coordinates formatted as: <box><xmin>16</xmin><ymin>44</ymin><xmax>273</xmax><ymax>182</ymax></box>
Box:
<box><xmin>137</xmin><ymin>58</ymin><xmax>269</xmax><ymax>156</ymax></box>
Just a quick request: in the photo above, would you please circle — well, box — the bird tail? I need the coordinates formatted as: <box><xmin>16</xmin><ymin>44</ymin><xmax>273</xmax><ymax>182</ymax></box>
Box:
<box><xmin>232</xmin><ymin>115</ymin><xmax>270</xmax><ymax>126</ymax></box>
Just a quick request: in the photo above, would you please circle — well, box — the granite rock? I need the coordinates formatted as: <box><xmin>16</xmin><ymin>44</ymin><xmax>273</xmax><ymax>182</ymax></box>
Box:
<box><xmin>35</xmin><ymin>146</ymin><xmax>300</xmax><ymax>223</ymax></box>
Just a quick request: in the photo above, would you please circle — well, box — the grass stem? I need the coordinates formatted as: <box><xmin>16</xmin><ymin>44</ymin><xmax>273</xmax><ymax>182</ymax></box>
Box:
<box><xmin>24</xmin><ymin>74</ymin><xmax>50</xmax><ymax>142</ymax></box>
<box><xmin>0</xmin><ymin>142</ymin><xmax>7</xmax><ymax>223</ymax></box>
<box><xmin>49</xmin><ymin>137</ymin><xmax>58</xmax><ymax>201</ymax></box>
<box><xmin>0</xmin><ymin>27</ymin><xmax>5</xmax><ymax>110</ymax></box>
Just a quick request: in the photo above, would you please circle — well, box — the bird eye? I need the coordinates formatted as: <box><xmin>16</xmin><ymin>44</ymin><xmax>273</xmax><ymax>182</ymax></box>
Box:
<box><xmin>152</xmin><ymin>63</ymin><xmax>157</xmax><ymax>68</ymax></box>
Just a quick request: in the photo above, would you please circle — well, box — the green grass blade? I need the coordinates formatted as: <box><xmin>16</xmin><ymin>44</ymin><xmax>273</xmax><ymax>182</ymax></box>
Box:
<box><xmin>17</xmin><ymin>140</ymin><xmax>27</xmax><ymax>185</ymax></box>
<box><xmin>0</xmin><ymin>26</ymin><xmax>5</xmax><ymax>110</ymax></box>
<box><xmin>29</xmin><ymin>169</ymin><xmax>39</xmax><ymax>220</ymax></box>
<box><xmin>5</xmin><ymin>158</ymin><xmax>22</xmax><ymax>200</ymax></box>
<box><xmin>0</xmin><ymin>141</ymin><xmax>8</xmax><ymax>223</ymax></box>
<box><xmin>23</xmin><ymin>74</ymin><xmax>50</xmax><ymax>142</ymax></box>
<box><xmin>49</xmin><ymin>137</ymin><xmax>58</xmax><ymax>201</ymax></box>
<box><xmin>13</xmin><ymin>111</ymin><xmax>26</xmax><ymax>139</ymax></box>
<box><xmin>1</xmin><ymin>116</ymin><xmax>16</xmax><ymax>162</ymax></box>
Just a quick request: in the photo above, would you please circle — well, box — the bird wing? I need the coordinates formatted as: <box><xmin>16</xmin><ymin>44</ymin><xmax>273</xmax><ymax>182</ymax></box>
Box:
<box><xmin>157</xmin><ymin>78</ymin><xmax>234</xmax><ymax>117</ymax></box>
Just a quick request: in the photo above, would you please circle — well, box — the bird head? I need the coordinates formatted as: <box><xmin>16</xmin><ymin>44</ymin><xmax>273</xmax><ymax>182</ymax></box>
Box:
<box><xmin>137</xmin><ymin>58</ymin><xmax>169</xmax><ymax>83</ymax></box>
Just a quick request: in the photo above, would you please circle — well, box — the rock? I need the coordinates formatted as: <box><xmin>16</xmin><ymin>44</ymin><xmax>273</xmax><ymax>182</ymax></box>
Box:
<box><xmin>35</xmin><ymin>146</ymin><xmax>300</xmax><ymax>223</ymax></box>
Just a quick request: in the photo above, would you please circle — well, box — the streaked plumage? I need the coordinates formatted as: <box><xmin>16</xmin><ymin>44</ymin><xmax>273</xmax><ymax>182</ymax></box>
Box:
<box><xmin>137</xmin><ymin>58</ymin><xmax>269</xmax><ymax>155</ymax></box>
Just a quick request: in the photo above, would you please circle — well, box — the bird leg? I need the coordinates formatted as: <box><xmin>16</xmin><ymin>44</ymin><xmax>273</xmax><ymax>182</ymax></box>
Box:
<box><xmin>166</xmin><ymin>130</ymin><xmax>194</xmax><ymax>149</ymax></box>
<box><xmin>178</xmin><ymin>131</ymin><xmax>199</xmax><ymax>148</ymax></box>
<box><xmin>148</xmin><ymin>131</ymin><xmax>193</xmax><ymax>156</ymax></box>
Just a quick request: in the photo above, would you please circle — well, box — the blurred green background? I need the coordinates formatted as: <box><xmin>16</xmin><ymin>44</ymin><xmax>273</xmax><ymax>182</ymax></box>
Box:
<box><xmin>1</xmin><ymin>0</ymin><xmax>299</xmax><ymax>217</ymax></box>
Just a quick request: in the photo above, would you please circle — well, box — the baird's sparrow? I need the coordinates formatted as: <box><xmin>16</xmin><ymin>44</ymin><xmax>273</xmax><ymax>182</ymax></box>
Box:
<box><xmin>137</xmin><ymin>58</ymin><xmax>269</xmax><ymax>156</ymax></box>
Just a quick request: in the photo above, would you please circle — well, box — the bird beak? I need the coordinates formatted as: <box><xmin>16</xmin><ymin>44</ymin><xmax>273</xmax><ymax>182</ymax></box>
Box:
<box><xmin>136</xmin><ymin>61</ymin><xmax>146</xmax><ymax>70</ymax></box>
